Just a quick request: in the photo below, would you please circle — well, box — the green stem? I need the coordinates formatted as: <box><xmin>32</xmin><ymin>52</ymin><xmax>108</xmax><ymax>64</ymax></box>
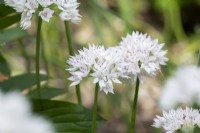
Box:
<box><xmin>36</xmin><ymin>17</ymin><xmax>42</xmax><ymax>98</ymax></box>
<box><xmin>92</xmin><ymin>84</ymin><xmax>99</xmax><ymax>133</ymax></box>
<box><xmin>130</xmin><ymin>77</ymin><xmax>140</xmax><ymax>133</ymax></box>
<box><xmin>76</xmin><ymin>84</ymin><xmax>82</xmax><ymax>104</ymax></box>
<box><xmin>64</xmin><ymin>21</ymin><xmax>75</xmax><ymax>56</ymax></box>
<box><xmin>64</xmin><ymin>21</ymin><xmax>82</xmax><ymax>105</ymax></box>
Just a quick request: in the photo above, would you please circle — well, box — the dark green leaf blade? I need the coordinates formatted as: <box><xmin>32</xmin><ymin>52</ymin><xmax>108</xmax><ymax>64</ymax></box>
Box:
<box><xmin>0</xmin><ymin>0</ymin><xmax>4</xmax><ymax>4</ymax></box>
<box><xmin>0</xmin><ymin>4</ymin><xmax>15</xmax><ymax>17</ymax></box>
<box><xmin>32</xmin><ymin>99</ymin><xmax>104</xmax><ymax>133</ymax></box>
<box><xmin>194</xmin><ymin>126</ymin><xmax>200</xmax><ymax>133</ymax></box>
<box><xmin>0</xmin><ymin>14</ymin><xmax>20</xmax><ymax>30</ymax></box>
<box><xmin>0</xmin><ymin>52</ymin><xmax>11</xmax><ymax>76</ymax></box>
<box><xmin>27</xmin><ymin>87</ymin><xmax>67</xmax><ymax>99</ymax></box>
<box><xmin>0</xmin><ymin>73</ymin><xmax>48</xmax><ymax>92</ymax></box>
<box><xmin>0</xmin><ymin>27</ymin><xmax>28</xmax><ymax>46</ymax></box>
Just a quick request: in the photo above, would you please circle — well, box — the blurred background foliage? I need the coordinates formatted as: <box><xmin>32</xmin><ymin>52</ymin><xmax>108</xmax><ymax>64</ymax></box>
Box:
<box><xmin>0</xmin><ymin>0</ymin><xmax>200</xmax><ymax>133</ymax></box>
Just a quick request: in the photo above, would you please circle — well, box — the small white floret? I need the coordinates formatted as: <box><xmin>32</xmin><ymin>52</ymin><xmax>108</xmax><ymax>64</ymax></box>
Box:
<box><xmin>39</xmin><ymin>8</ymin><xmax>54</xmax><ymax>22</ymax></box>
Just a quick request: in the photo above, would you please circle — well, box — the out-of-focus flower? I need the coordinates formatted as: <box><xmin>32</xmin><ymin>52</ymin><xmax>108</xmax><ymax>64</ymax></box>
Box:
<box><xmin>39</xmin><ymin>8</ymin><xmax>54</xmax><ymax>22</ymax></box>
<box><xmin>37</xmin><ymin>0</ymin><xmax>54</xmax><ymax>7</ymax></box>
<box><xmin>119</xmin><ymin>31</ymin><xmax>168</xmax><ymax>81</ymax></box>
<box><xmin>56</xmin><ymin>0</ymin><xmax>81</xmax><ymax>23</ymax></box>
<box><xmin>0</xmin><ymin>91</ymin><xmax>55</xmax><ymax>133</ymax></box>
<box><xmin>67</xmin><ymin>44</ymin><xmax>123</xmax><ymax>94</ymax></box>
<box><xmin>4</xmin><ymin>0</ymin><xmax>81</xmax><ymax>29</ymax></box>
<box><xmin>153</xmin><ymin>107</ymin><xmax>200</xmax><ymax>133</ymax></box>
<box><xmin>4</xmin><ymin>0</ymin><xmax>26</xmax><ymax>12</ymax></box>
<box><xmin>159</xmin><ymin>65</ymin><xmax>200</xmax><ymax>110</ymax></box>
<box><xmin>20</xmin><ymin>10</ymin><xmax>32</xmax><ymax>30</ymax></box>
<box><xmin>25</xmin><ymin>0</ymin><xmax>38</xmax><ymax>13</ymax></box>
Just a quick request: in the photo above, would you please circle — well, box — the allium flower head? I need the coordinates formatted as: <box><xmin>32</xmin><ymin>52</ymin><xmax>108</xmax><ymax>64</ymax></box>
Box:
<box><xmin>4</xmin><ymin>0</ymin><xmax>81</xmax><ymax>29</ymax></box>
<box><xmin>67</xmin><ymin>44</ymin><xmax>123</xmax><ymax>94</ymax></box>
<box><xmin>0</xmin><ymin>91</ymin><xmax>55</xmax><ymax>133</ymax></box>
<box><xmin>119</xmin><ymin>31</ymin><xmax>168</xmax><ymax>80</ymax></box>
<box><xmin>153</xmin><ymin>107</ymin><xmax>200</xmax><ymax>133</ymax></box>
<box><xmin>159</xmin><ymin>65</ymin><xmax>200</xmax><ymax>110</ymax></box>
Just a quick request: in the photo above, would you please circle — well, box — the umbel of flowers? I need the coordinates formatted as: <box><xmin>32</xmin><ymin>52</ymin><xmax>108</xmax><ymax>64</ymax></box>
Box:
<box><xmin>4</xmin><ymin>0</ymin><xmax>81</xmax><ymax>29</ymax></box>
<box><xmin>153</xmin><ymin>107</ymin><xmax>200</xmax><ymax>133</ymax></box>
<box><xmin>67</xmin><ymin>45</ymin><xmax>124</xmax><ymax>94</ymax></box>
<box><xmin>119</xmin><ymin>32</ymin><xmax>168</xmax><ymax>80</ymax></box>
<box><xmin>67</xmin><ymin>31</ymin><xmax>168</xmax><ymax>132</ymax></box>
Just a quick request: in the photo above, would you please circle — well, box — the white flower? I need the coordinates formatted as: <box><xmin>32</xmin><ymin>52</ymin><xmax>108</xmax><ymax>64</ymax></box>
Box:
<box><xmin>153</xmin><ymin>107</ymin><xmax>200</xmax><ymax>133</ymax></box>
<box><xmin>91</xmin><ymin>60</ymin><xmax>121</xmax><ymax>94</ymax></box>
<box><xmin>159</xmin><ymin>65</ymin><xmax>200</xmax><ymax>110</ymax></box>
<box><xmin>68</xmin><ymin>65</ymin><xmax>90</xmax><ymax>86</ymax></box>
<box><xmin>25</xmin><ymin>0</ymin><xmax>38</xmax><ymax>13</ymax></box>
<box><xmin>0</xmin><ymin>91</ymin><xmax>55</xmax><ymax>133</ymax></box>
<box><xmin>4</xmin><ymin>0</ymin><xmax>26</xmax><ymax>12</ymax></box>
<box><xmin>56</xmin><ymin>0</ymin><xmax>81</xmax><ymax>23</ymax></box>
<box><xmin>67</xmin><ymin>44</ymin><xmax>122</xmax><ymax>94</ymax></box>
<box><xmin>39</xmin><ymin>8</ymin><xmax>54</xmax><ymax>22</ymax></box>
<box><xmin>19</xmin><ymin>0</ymin><xmax>38</xmax><ymax>29</ymax></box>
<box><xmin>37</xmin><ymin>0</ymin><xmax>54</xmax><ymax>7</ymax></box>
<box><xmin>59</xmin><ymin>10</ymin><xmax>81</xmax><ymax>24</ymax></box>
<box><xmin>55</xmin><ymin>0</ymin><xmax>79</xmax><ymax>11</ymax></box>
<box><xmin>20</xmin><ymin>10</ymin><xmax>33</xmax><ymax>29</ymax></box>
<box><xmin>119</xmin><ymin>31</ymin><xmax>168</xmax><ymax>80</ymax></box>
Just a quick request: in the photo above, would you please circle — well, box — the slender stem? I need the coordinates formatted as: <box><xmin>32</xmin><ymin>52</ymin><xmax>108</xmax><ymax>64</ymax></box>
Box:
<box><xmin>92</xmin><ymin>84</ymin><xmax>99</xmax><ymax>133</ymax></box>
<box><xmin>36</xmin><ymin>17</ymin><xmax>42</xmax><ymax>98</ymax></box>
<box><xmin>130</xmin><ymin>77</ymin><xmax>140</xmax><ymax>133</ymax></box>
<box><xmin>75</xmin><ymin>84</ymin><xmax>82</xmax><ymax>104</ymax></box>
<box><xmin>64</xmin><ymin>21</ymin><xmax>75</xmax><ymax>55</ymax></box>
<box><xmin>198</xmin><ymin>49</ymin><xmax>200</xmax><ymax>67</ymax></box>
<box><xmin>64</xmin><ymin>21</ymin><xmax>82</xmax><ymax>105</ymax></box>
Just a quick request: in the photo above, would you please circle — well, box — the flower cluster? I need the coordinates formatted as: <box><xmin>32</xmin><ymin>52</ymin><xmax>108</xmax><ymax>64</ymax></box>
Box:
<box><xmin>67</xmin><ymin>31</ymin><xmax>168</xmax><ymax>94</ymax></box>
<box><xmin>67</xmin><ymin>45</ymin><xmax>123</xmax><ymax>94</ymax></box>
<box><xmin>119</xmin><ymin>32</ymin><xmax>168</xmax><ymax>80</ymax></box>
<box><xmin>153</xmin><ymin>107</ymin><xmax>200</xmax><ymax>133</ymax></box>
<box><xmin>0</xmin><ymin>91</ymin><xmax>55</xmax><ymax>133</ymax></box>
<box><xmin>159</xmin><ymin>65</ymin><xmax>200</xmax><ymax>110</ymax></box>
<box><xmin>4</xmin><ymin>0</ymin><xmax>81</xmax><ymax>29</ymax></box>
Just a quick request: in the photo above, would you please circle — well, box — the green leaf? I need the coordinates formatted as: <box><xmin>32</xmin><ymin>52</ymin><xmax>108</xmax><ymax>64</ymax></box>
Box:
<box><xmin>0</xmin><ymin>73</ymin><xmax>48</xmax><ymax>92</ymax></box>
<box><xmin>0</xmin><ymin>0</ymin><xmax>4</xmax><ymax>4</ymax></box>
<box><xmin>0</xmin><ymin>4</ymin><xmax>15</xmax><ymax>17</ymax></box>
<box><xmin>27</xmin><ymin>87</ymin><xmax>67</xmax><ymax>99</ymax></box>
<box><xmin>0</xmin><ymin>27</ymin><xmax>28</xmax><ymax>46</ymax></box>
<box><xmin>32</xmin><ymin>99</ymin><xmax>104</xmax><ymax>133</ymax></box>
<box><xmin>194</xmin><ymin>126</ymin><xmax>200</xmax><ymax>133</ymax></box>
<box><xmin>0</xmin><ymin>52</ymin><xmax>11</xmax><ymax>76</ymax></box>
<box><xmin>0</xmin><ymin>14</ymin><xmax>20</xmax><ymax>30</ymax></box>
